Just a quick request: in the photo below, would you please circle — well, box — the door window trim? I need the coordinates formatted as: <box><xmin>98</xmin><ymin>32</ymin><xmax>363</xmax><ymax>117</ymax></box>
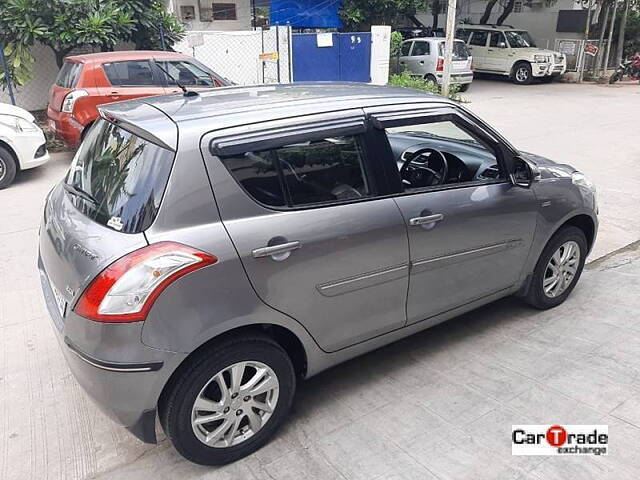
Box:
<box><xmin>369</xmin><ymin>107</ymin><xmax>512</xmax><ymax>197</ymax></box>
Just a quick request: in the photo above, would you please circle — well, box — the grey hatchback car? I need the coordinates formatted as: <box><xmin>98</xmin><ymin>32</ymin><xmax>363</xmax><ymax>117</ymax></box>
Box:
<box><xmin>38</xmin><ymin>83</ymin><xmax>597</xmax><ymax>465</ymax></box>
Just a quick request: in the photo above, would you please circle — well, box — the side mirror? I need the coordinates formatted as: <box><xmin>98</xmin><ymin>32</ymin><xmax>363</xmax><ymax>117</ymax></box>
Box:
<box><xmin>509</xmin><ymin>156</ymin><xmax>537</xmax><ymax>188</ymax></box>
<box><xmin>497</xmin><ymin>42</ymin><xmax>507</xmax><ymax>48</ymax></box>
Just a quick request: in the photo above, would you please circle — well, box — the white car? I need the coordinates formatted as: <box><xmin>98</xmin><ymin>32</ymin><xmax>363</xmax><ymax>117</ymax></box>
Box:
<box><xmin>456</xmin><ymin>25</ymin><xmax>567</xmax><ymax>85</ymax></box>
<box><xmin>0</xmin><ymin>103</ymin><xmax>50</xmax><ymax>189</ymax></box>
<box><xmin>399</xmin><ymin>37</ymin><xmax>474</xmax><ymax>91</ymax></box>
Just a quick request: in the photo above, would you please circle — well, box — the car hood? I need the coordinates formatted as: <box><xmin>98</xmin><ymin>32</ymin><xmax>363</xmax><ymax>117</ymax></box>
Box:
<box><xmin>0</xmin><ymin>103</ymin><xmax>35</xmax><ymax>122</ymax></box>
<box><xmin>516</xmin><ymin>47</ymin><xmax>560</xmax><ymax>57</ymax></box>
<box><xmin>520</xmin><ymin>151</ymin><xmax>576</xmax><ymax>179</ymax></box>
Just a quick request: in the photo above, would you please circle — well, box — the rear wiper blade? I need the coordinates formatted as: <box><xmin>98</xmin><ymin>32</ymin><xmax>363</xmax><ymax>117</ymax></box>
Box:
<box><xmin>63</xmin><ymin>182</ymin><xmax>98</xmax><ymax>205</ymax></box>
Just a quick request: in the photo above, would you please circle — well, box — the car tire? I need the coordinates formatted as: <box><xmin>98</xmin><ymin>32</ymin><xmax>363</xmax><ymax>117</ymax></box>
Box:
<box><xmin>524</xmin><ymin>226</ymin><xmax>587</xmax><ymax>310</ymax></box>
<box><xmin>458</xmin><ymin>83</ymin><xmax>470</xmax><ymax>92</ymax></box>
<box><xmin>425</xmin><ymin>74</ymin><xmax>438</xmax><ymax>87</ymax></box>
<box><xmin>512</xmin><ymin>62</ymin><xmax>533</xmax><ymax>85</ymax></box>
<box><xmin>0</xmin><ymin>146</ymin><xmax>17</xmax><ymax>190</ymax></box>
<box><xmin>160</xmin><ymin>333</ymin><xmax>296</xmax><ymax>465</ymax></box>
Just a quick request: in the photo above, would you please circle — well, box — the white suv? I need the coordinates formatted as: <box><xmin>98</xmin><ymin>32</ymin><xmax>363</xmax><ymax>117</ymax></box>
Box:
<box><xmin>456</xmin><ymin>25</ymin><xmax>566</xmax><ymax>85</ymax></box>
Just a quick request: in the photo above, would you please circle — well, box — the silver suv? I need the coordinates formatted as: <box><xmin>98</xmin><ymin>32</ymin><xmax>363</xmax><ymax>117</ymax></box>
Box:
<box><xmin>38</xmin><ymin>84</ymin><xmax>597</xmax><ymax>465</ymax></box>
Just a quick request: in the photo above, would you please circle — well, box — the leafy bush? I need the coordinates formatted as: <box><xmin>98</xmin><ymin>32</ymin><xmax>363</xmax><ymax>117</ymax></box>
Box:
<box><xmin>388</xmin><ymin>70</ymin><xmax>464</xmax><ymax>102</ymax></box>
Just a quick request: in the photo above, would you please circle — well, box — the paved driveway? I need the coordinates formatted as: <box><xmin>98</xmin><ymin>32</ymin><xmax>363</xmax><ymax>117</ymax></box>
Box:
<box><xmin>1</xmin><ymin>81</ymin><xmax>640</xmax><ymax>480</ymax></box>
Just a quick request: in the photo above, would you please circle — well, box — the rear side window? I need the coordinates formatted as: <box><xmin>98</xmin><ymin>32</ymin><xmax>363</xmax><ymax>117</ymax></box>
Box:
<box><xmin>103</xmin><ymin>61</ymin><xmax>156</xmax><ymax>86</ymax></box>
<box><xmin>55</xmin><ymin>62</ymin><xmax>82</xmax><ymax>88</ymax></box>
<box><xmin>65</xmin><ymin>119</ymin><xmax>174</xmax><ymax>233</ymax></box>
<box><xmin>411</xmin><ymin>42</ymin><xmax>430</xmax><ymax>56</ymax></box>
<box><xmin>220</xmin><ymin>136</ymin><xmax>371</xmax><ymax>208</ymax></box>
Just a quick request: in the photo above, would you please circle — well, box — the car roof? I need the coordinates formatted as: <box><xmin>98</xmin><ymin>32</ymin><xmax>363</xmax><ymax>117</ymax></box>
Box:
<box><xmin>100</xmin><ymin>82</ymin><xmax>451</xmax><ymax>133</ymax></box>
<box><xmin>66</xmin><ymin>50</ymin><xmax>191</xmax><ymax>63</ymax></box>
<box><xmin>458</xmin><ymin>25</ymin><xmax>521</xmax><ymax>31</ymax></box>
<box><xmin>406</xmin><ymin>37</ymin><xmax>462</xmax><ymax>43</ymax></box>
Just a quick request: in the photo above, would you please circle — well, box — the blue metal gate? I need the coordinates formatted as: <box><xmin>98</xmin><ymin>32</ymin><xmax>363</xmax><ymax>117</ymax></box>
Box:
<box><xmin>292</xmin><ymin>32</ymin><xmax>371</xmax><ymax>82</ymax></box>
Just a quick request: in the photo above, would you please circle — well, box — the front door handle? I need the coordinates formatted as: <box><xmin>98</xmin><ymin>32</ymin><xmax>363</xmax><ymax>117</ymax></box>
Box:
<box><xmin>409</xmin><ymin>214</ymin><xmax>444</xmax><ymax>226</ymax></box>
<box><xmin>252</xmin><ymin>241</ymin><xmax>301</xmax><ymax>260</ymax></box>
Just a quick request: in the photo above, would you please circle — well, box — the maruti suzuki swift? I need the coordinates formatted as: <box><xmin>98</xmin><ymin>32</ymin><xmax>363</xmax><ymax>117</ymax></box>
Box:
<box><xmin>38</xmin><ymin>83</ymin><xmax>597</xmax><ymax>465</ymax></box>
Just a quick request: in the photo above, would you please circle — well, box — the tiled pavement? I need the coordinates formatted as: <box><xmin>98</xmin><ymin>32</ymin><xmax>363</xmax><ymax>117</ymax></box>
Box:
<box><xmin>2</xmin><ymin>80</ymin><xmax>640</xmax><ymax>479</ymax></box>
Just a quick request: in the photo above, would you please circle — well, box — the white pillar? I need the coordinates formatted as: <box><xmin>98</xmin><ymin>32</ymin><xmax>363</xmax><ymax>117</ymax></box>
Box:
<box><xmin>370</xmin><ymin>25</ymin><xmax>392</xmax><ymax>85</ymax></box>
<box><xmin>442</xmin><ymin>0</ymin><xmax>458</xmax><ymax>96</ymax></box>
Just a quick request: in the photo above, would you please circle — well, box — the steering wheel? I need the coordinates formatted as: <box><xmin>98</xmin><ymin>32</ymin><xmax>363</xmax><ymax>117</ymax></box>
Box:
<box><xmin>399</xmin><ymin>147</ymin><xmax>449</xmax><ymax>188</ymax></box>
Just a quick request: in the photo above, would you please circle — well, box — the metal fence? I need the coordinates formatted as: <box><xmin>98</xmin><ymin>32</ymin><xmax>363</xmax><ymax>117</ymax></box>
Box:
<box><xmin>173</xmin><ymin>27</ymin><xmax>292</xmax><ymax>85</ymax></box>
<box><xmin>555</xmin><ymin>38</ymin><xmax>619</xmax><ymax>77</ymax></box>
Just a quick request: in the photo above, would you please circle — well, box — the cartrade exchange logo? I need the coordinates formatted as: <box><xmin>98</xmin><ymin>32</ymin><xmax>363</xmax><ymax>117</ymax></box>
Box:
<box><xmin>512</xmin><ymin>425</ymin><xmax>608</xmax><ymax>456</ymax></box>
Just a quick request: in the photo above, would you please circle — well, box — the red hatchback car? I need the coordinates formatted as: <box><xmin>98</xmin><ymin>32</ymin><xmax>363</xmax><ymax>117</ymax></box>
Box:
<box><xmin>47</xmin><ymin>51</ymin><xmax>230</xmax><ymax>147</ymax></box>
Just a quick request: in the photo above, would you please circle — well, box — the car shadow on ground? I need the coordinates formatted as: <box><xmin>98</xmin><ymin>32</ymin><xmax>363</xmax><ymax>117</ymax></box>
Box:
<box><xmin>288</xmin><ymin>295</ymin><xmax>533</xmax><ymax>423</ymax></box>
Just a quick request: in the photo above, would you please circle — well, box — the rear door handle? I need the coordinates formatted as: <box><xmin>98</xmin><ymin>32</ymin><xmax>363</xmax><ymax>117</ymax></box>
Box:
<box><xmin>409</xmin><ymin>214</ymin><xmax>444</xmax><ymax>226</ymax></box>
<box><xmin>252</xmin><ymin>241</ymin><xmax>301</xmax><ymax>260</ymax></box>
<box><xmin>419</xmin><ymin>60</ymin><xmax>424</xmax><ymax>64</ymax></box>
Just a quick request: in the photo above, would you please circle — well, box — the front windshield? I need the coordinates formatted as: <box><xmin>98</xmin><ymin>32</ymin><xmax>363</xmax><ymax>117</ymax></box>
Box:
<box><xmin>387</xmin><ymin>121</ymin><xmax>481</xmax><ymax>146</ymax></box>
<box><xmin>504</xmin><ymin>31</ymin><xmax>537</xmax><ymax>48</ymax></box>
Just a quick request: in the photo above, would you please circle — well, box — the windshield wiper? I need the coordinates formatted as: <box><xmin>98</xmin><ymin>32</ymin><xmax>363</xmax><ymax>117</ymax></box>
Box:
<box><xmin>63</xmin><ymin>182</ymin><xmax>98</xmax><ymax>205</ymax></box>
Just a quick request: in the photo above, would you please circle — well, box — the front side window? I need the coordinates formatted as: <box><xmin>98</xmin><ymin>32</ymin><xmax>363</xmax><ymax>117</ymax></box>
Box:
<box><xmin>385</xmin><ymin>118</ymin><xmax>503</xmax><ymax>192</ymax></box>
<box><xmin>504</xmin><ymin>31</ymin><xmax>536</xmax><ymax>48</ymax></box>
<box><xmin>103</xmin><ymin>61</ymin><xmax>155</xmax><ymax>86</ymax></box>
<box><xmin>221</xmin><ymin>135</ymin><xmax>371</xmax><ymax>208</ymax></box>
<box><xmin>469</xmin><ymin>31</ymin><xmax>489</xmax><ymax>47</ymax></box>
<box><xmin>65</xmin><ymin>120</ymin><xmax>174</xmax><ymax>233</ymax></box>
<box><xmin>456</xmin><ymin>29</ymin><xmax>471</xmax><ymax>42</ymax></box>
<box><xmin>156</xmin><ymin>60</ymin><xmax>215</xmax><ymax>87</ymax></box>
<box><xmin>411</xmin><ymin>42</ymin><xmax>430</xmax><ymax>56</ymax></box>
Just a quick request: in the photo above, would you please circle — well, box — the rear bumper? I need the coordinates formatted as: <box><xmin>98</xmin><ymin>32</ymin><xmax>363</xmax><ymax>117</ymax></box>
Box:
<box><xmin>436</xmin><ymin>72</ymin><xmax>474</xmax><ymax>84</ymax></box>
<box><xmin>38</xmin><ymin>254</ymin><xmax>187</xmax><ymax>443</ymax></box>
<box><xmin>46</xmin><ymin>108</ymin><xmax>84</xmax><ymax>148</ymax></box>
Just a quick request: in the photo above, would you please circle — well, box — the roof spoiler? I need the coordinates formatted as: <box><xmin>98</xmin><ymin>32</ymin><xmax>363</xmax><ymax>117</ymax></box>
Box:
<box><xmin>98</xmin><ymin>104</ymin><xmax>178</xmax><ymax>152</ymax></box>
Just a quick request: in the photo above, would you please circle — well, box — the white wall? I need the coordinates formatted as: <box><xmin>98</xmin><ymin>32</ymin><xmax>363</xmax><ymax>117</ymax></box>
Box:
<box><xmin>416</xmin><ymin>0</ymin><xmax>585</xmax><ymax>50</ymax></box>
<box><xmin>168</xmin><ymin>0</ymin><xmax>252</xmax><ymax>31</ymax></box>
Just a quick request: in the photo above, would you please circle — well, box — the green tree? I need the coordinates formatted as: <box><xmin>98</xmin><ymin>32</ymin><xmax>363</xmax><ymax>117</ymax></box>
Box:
<box><xmin>0</xmin><ymin>0</ymin><xmax>184</xmax><ymax>90</ymax></box>
<box><xmin>340</xmin><ymin>0</ymin><xmax>426</xmax><ymax>30</ymax></box>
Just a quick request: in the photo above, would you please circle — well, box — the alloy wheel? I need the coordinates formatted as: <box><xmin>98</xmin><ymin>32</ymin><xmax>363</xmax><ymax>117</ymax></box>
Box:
<box><xmin>543</xmin><ymin>240</ymin><xmax>580</xmax><ymax>298</ymax></box>
<box><xmin>191</xmin><ymin>361</ymin><xmax>279</xmax><ymax>448</ymax></box>
<box><xmin>0</xmin><ymin>158</ymin><xmax>6</xmax><ymax>183</ymax></box>
<box><xmin>516</xmin><ymin>67</ymin><xmax>529</xmax><ymax>83</ymax></box>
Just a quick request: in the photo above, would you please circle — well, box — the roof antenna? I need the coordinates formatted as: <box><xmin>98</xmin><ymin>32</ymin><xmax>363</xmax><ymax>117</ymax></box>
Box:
<box><xmin>155</xmin><ymin>62</ymin><xmax>199</xmax><ymax>97</ymax></box>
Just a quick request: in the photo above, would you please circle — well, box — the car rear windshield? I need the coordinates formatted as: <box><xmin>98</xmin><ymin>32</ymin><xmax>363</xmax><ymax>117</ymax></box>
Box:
<box><xmin>438</xmin><ymin>41</ymin><xmax>470</xmax><ymax>60</ymax></box>
<box><xmin>64</xmin><ymin>119</ymin><xmax>175</xmax><ymax>233</ymax></box>
<box><xmin>55</xmin><ymin>61</ymin><xmax>82</xmax><ymax>88</ymax></box>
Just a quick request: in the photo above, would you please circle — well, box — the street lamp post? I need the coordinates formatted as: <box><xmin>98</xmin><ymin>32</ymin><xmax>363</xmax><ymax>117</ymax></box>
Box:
<box><xmin>441</xmin><ymin>0</ymin><xmax>458</xmax><ymax>97</ymax></box>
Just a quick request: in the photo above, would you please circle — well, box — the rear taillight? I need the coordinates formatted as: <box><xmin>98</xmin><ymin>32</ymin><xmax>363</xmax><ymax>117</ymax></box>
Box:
<box><xmin>61</xmin><ymin>90</ymin><xmax>88</xmax><ymax>113</ymax></box>
<box><xmin>436</xmin><ymin>57</ymin><xmax>444</xmax><ymax>72</ymax></box>
<box><xmin>75</xmin><ymin>242</ymin><xmax>217</xmax><ymax>323</ymax></box>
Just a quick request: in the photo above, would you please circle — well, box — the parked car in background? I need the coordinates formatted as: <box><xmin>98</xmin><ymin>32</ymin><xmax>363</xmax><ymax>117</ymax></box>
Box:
<box><xmin>47</xmin><ymin>50</ymin><xmax>231</xmax><ymax>148</ymax></box>
<box><xmin>456</xmin><ymin>25</ymin><xmax>566</xmax><ymax>84</ymax></box>
<box><xmin>399</xmin><ymin>37</ymin><xmax>473</xmax><ymax>91</ymax></box>
<box><xmin>39</xmin><ymin>84</ymin><xmax>597</xmax><ymax>465</ymax></box>
<box><xmin>0</xmin><ymin>103</ymin><xmax>49</xmax><ymax>189</ymax></box>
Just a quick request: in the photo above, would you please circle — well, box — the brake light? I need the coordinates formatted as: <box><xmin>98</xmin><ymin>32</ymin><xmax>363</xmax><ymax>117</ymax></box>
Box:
<box><xmin>61</xmin><ymin>90</ymin><xmax>88</xmax><ymax>113</ymax></box>
<box><xmin>75</xmin><ymin>242</ymin><xmax>217</xmax><ymax>323</ymax></box>
<box><xmin>436</xmin><ymin>57</ymin><xmax>444</xmax><ymax>72</ymax></box>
